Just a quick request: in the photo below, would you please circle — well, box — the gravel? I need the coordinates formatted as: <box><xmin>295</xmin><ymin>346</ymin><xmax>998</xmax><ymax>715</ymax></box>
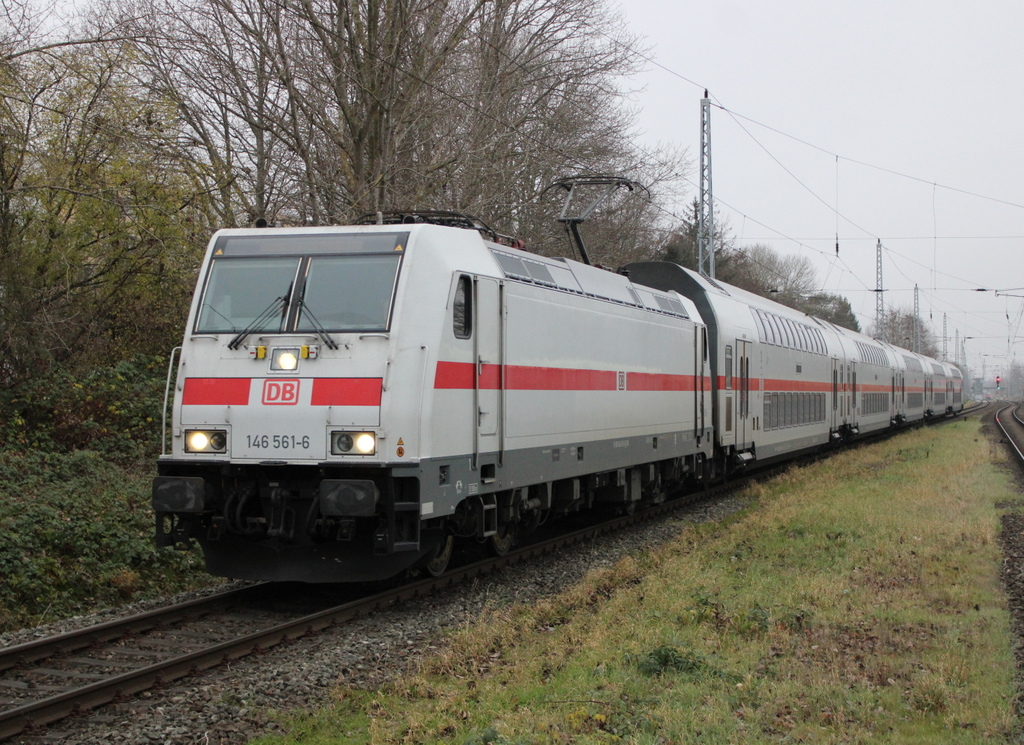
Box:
<box><xmin>5</xmin><ymin>495</ymin><xmax>747</xmax><ymax>745</ymax></box>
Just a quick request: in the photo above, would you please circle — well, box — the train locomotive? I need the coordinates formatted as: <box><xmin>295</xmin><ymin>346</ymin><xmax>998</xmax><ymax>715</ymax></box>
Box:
<box><xmin>152</xmin><ymin>213</ymin><xmax>963</xmax><ymax>582</ymax></box>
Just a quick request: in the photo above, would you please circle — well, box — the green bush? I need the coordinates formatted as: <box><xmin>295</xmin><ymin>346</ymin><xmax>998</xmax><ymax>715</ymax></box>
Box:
<box><xmin>0</xmin><ymin>357</ymin><xmax>211</xmax><ymax>632</ymax></box>
<box><xmin>0</xmin><ymin>356</ymin><xmax>170</xmax><ymax>465</ymax></box>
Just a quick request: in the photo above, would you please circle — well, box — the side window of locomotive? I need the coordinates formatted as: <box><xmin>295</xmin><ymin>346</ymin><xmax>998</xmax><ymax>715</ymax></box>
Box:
<box><xmin>453</xmin><ymin>275</ymin><xmax>472</xmax><ymax>339</ymax></box>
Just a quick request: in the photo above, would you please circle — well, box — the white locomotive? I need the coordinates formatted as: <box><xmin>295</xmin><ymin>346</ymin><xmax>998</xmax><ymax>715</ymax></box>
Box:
<box><xmin>153</xmin><ymin>216</ymin><xmax>713</xmax><ymax>581</ymax></box>
<box><xmin>153</xmin><ymin>214</ymin><xmax>963</xmax><ymax>582</ymax></box>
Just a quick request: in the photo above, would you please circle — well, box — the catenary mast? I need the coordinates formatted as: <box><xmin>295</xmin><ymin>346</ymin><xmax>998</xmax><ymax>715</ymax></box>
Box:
<box><xmin>698</xmin><ymin>91</ymin><xmax>715</xmax><ymax>279</ymax></box>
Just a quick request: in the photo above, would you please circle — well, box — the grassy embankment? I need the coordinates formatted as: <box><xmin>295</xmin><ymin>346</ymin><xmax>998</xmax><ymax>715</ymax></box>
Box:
<box><xmin>258</xmin><ymin>416</ymin><xmax>1019</xmax><ymax>744</ymax></box>
<box><xmin>0</xmin><ymin>358</ymin><xmax>213</xmax><ymax>632</ymax></box>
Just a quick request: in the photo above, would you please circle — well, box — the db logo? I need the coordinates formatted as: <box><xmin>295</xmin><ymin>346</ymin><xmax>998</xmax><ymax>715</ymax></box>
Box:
<box><xmin>262</xmin><ymin>379</ymin><xmax>300</xmax><ymax>405</ymax></box>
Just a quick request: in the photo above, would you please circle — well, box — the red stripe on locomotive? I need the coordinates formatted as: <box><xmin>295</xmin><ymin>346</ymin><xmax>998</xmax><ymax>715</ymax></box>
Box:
<box><xmin>182</xmin><ymin>378</ymin><xmax>251</xmax><ymax>405</ymax></box>
<box><xmin>181</xmin><ymin>377</ymin><xmax>383</xmax><ymax>406</ymax></box>
<box><xmin>435</xmin><ymin>362</ymin><xmax>693</xmax><ymax>391</ymax></box>
<box><xmin>310</xmin><ymin>378</ymin><xmax>383</xmax><ymax>406</ymax></box>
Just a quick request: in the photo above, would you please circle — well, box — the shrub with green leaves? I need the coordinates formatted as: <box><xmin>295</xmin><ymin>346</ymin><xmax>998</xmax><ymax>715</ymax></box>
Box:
<box><xmin>0</xmin><ymin>356</ymin><xmax>171</xmax><ymax>464</ymax></box>
<box><xmin>0</xmin><ymin>357</ymin><xmax>212</xmax><ymax>631</ymax></box>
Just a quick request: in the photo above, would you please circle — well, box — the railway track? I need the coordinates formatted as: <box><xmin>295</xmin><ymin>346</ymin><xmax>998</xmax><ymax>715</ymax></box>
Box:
<box><xmin>0</xmin><ymin>582</ymin><xmax>364</xmax><ymax>740</ymax></box>
<box><xmin>994</xmin><ymin>401</ymin><xmax>1024</xmax><ymax>465</ymax></box>
<box><xmin>0</xmin><ymin>405</ymin><xmax>985</xmax><ymax>741</ymax></box>
<box><xmin>0</xmin><ymin>484</ymin><xmax>727</xmax><ymax>741</ymax></box>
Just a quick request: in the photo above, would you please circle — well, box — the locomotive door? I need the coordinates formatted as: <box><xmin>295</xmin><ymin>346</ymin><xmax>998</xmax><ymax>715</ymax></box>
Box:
<box><xmin>473</xmin><ymin>277</ymin><xmax>504</xmax><ymax>465</ymax></box>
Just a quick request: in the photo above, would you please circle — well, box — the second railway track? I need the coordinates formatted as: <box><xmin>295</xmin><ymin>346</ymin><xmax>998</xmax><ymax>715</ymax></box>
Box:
<box><xmin>994</xmin><ymin>401</ymin><xmax>1024</xmax><ymax>465</ymax></box>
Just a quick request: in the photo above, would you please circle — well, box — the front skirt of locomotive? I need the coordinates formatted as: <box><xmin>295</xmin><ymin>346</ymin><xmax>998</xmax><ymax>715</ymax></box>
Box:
<box><xmin>197</xmin><ymin>534</ymin><xmax>434</xmax><ymax>583</ymax></box>
<box><xmin>154</xmin><ymin>463</ymin><xmax>439</xmax><ymax>583</ymax></box>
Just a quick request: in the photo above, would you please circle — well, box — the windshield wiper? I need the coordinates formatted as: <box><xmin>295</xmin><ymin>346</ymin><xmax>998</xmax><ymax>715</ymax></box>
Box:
<box><xmin>297</xmin><ymin>299</ymin><xmax>340</xmax><ymax>350</ymax></box>
<box><xmin>227</xmin><ymin>296</ymin><xmax>288</xmax><ymax>350</ymax></box>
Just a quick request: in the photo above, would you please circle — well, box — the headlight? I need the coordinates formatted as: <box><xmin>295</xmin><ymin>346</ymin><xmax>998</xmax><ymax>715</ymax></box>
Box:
<box><xmin>185</xmin><ymin>429</ymin><xmax>228</xmax><ymax>453</ymax></box>
<box><xmin>271</xmin><ymin>347</ymin><xmax>300</xmax><ymax>371</ymax></box>
<box><xmin>331</xmin><ymin>431</ymin><xmax>376</xmax><ymax>455</ymax></box>
<box><xmin>354</xmin><ymin>433</ymin><xmax>376</xmax><ymax>454</ymax></box>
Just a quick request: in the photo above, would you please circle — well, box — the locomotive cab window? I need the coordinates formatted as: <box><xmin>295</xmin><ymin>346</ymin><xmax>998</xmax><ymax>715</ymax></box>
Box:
<box><xmin>194</xmin><ymin>231</ymin><xmax>407</xmax><ymax>335</ymax></box>
<box><xmin>195</xmin><ymin>257</ymin><xmax>301</xmax><ymax>333</ymax></box>
<box><xmin>297</xmin><ymin>254</ymin><xmax>401</xmax><ymax>332</ymax></box>
<box><xmin>453</xmin><ymin>275</ymin><xmax>472</xmax><ymax>339</ymax></box>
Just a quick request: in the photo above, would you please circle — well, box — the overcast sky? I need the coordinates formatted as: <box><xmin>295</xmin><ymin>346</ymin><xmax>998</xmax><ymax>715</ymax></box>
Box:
<box><xmin>618</xmin><ymin>0</ymin><xmax>1023</xmax><ymax>377</ymax></box>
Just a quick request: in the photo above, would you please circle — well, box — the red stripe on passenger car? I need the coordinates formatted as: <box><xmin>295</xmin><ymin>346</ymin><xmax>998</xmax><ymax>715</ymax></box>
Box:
<box><xmin>182</xmin><ymin>378</ymin><xmax>251</xmax><ymax>406</ymax></box>
<box><xmin>761</xmin><ymin>378</ymin><xmax>832</xmax><ymax>393</ymax></box>
<box><xmin>310</xmin><ymin>378</ymin><xmax>383</xmax><ymax>406</ymax></box>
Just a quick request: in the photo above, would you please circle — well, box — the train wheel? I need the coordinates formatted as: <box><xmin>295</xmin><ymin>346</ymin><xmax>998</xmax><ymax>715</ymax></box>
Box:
<box><xmin>489</xmin><ymin>525</ymin><xmax>515</xmax><ymax>556</ymax></box>
<box><xmin>423</xmin><ymin>535</ymin><xmax>455</xmax><ymax>577</ymax></box>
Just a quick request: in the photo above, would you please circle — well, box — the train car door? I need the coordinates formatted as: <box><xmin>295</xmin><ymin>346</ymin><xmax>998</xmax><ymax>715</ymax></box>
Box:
<box><xmin>831</xmin><ymin>357</ymin><xmax>841</xmax><ymax>430</ymax></box>
<box><xmin>720</xmin><ymin>343</ymin><xmax>735</xmax><ymax>447</ymax></box>
<box><xmin>850</xmin><ymin>361</ymin><xmax>857</xmax><ymax>420</ymax></box>
<box><xmin>891</xmin><ymin>371</ymin><xmax>897</xmax><ymax>421</ymax></box>
<box><xmin>694</xmin><ymin>327</ymin><xmax>706</xmax><ymax>442</ymax></box>
<box><xmin>737</xmin><ymin>339</ymin><xmax>751</xmax><ymax>447</ymax></box>
<box><xmin>473</xmin><ymin>277</ymin><xmax>503</xmax><ymax>467</ymax></box>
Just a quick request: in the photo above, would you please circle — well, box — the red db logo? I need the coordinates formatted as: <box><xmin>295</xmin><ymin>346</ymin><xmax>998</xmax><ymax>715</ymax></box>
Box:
<box><xmin>262</xmin><ymin>379</ymin><xmax>300</xmax><ymax>405</ymax></box>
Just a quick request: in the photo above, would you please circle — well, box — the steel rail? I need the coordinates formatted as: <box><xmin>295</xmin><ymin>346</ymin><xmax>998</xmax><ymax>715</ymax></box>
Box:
<box><xmin>995</xmin><ymin>402</ymin><xmax>1024</xmax><ymax>466</ymax></box>
<box><xmin>0</xmin><ymin>584</ymin><xmax>266</xmax><ymax>674</ymax></box>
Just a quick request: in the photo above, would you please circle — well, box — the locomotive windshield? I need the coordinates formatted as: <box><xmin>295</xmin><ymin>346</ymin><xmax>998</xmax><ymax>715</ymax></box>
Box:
<box><xmin>195</xmin><ymin>257</ymin><xmax>300</xmax><ymax>333</ymax></box>
<box><xmin>296</xmin><ymin>255</ymin><xmax>400</xmax><ymax>332</ymax></box>
<box><xmin>194</xmin><ymin>231</ymin><xmax>407</xmax><ymax>335</ymax></box>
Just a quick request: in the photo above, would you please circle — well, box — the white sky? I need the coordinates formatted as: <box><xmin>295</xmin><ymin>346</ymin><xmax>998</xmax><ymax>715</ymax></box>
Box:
<box><xmin>619</xmin><ymin>0</ymin><xmax>1024</xmax><ymax>378</ymax></box>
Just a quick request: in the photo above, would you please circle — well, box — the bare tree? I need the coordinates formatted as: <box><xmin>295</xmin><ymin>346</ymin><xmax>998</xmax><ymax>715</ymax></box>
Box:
<box><xmin>120</xmin><ymin>0</ymin><xmax>687</xmax><ymax>241</ymax></box>
<box><xmin>726</xmin><ymin>243</ymin><xmax>817</xmax><ymax>300</ymax></box>
<box><xmin>870</xmin><ymin>308</ymin><xmax>939</xmax><ymax>357</ymax></box>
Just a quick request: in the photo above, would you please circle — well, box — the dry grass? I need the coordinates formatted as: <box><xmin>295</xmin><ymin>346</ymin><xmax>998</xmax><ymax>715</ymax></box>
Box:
<box><xmin>257</xmin><ymin>419</ymin><xmax>1020</xmax><ymax>744</ymax></box>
